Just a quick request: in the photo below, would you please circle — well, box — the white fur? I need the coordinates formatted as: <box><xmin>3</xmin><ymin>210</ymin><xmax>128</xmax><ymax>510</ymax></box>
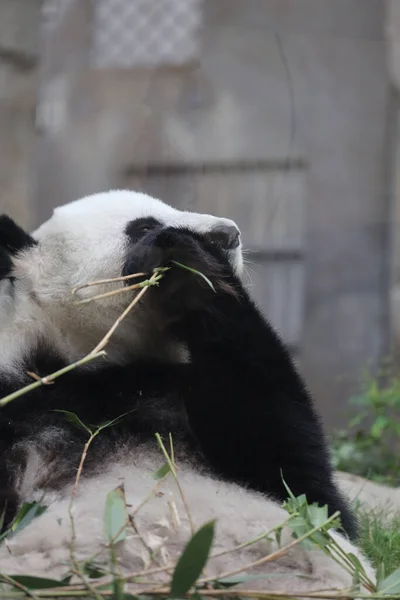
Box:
<box><xmin>0</xmin><ymin>449</ymin><xmax>375</xmax><ymax>593</ymax></box>
<box><xmin>1</xmin><ymin>190</ymin><xmax>243</xmax><ymax>373</ymax></box>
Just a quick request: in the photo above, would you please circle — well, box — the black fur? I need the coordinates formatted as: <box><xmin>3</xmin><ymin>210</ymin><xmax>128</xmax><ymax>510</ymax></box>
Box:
<box><xmin>0</xmin><ymin>215</ymin><xmax>37</xmax><ymax>280</ymax></box>
<box><xmin>0</xmin><ymin>224</ymin><xmax>357</xmax><ymax>539</ymax></box>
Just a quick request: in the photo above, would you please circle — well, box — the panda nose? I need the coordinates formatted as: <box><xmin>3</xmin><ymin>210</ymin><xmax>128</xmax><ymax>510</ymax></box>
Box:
<box><xmin>207</xmin><ymin>224</ymin><xmax>241</xmax><ymax>250</ymax></box>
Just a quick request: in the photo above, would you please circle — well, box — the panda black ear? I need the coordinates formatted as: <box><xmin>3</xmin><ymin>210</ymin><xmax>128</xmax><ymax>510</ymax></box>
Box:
<box><xmin>0</xmin><ymin>216</ymin><xmax>36</xmax><ymax>254</ymax></box>
<box><xmin>0</xmin><ymin>215</ymin><xmax>36</xmax><ymax>280</ymax></box>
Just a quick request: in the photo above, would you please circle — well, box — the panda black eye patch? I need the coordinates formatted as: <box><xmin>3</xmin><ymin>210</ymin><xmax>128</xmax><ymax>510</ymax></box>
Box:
<box><xmin>125</xmin><ymin>217</ymin><xmax>162</xmax><ymax>242</ymax></box>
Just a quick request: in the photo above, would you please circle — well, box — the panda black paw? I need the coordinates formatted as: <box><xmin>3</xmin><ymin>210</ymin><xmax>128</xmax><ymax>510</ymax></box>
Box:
<box><xmin>123</xmin><ymin>227</ymin><xmax>238</xmax><ymax>318</ymax></box>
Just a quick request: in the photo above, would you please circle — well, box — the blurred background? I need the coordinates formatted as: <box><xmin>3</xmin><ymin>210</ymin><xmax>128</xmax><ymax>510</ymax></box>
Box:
<box><xmin>1</xmin><ymin>0</ymin><xmax>400</xmax><ymax>441</ymax></box>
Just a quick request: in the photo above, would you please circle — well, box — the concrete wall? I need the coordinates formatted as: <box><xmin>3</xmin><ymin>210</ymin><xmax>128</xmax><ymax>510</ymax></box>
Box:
<box><xmin>32</xmin><ymin>0</ymin><xmax>391</xmax><ymax>429</ymax></box>
<box><xmin>202</xmin><ymin>1</ymin><xmax>390</xmax><ymax>428</ymax></box>
<box><xmin>0</xmin><ymin>0</ymin><xmax>41</xmax><ymax>230</ymax></box>
<box><xmin>384</xmin><ymin>1</ymin><xmax>400</xmax><ymax>355</ymax></box>
<box><xmin>255</xmin><ymin>0</ymin><xmax>390</xmax><ymax>427</ymax></box>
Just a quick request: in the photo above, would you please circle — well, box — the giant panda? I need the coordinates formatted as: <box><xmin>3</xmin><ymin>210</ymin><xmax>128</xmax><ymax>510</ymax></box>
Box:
<box><xmin>0</xmin><ymin>190</ymin><xmax>374</xmax><ymax>591</ymax></box>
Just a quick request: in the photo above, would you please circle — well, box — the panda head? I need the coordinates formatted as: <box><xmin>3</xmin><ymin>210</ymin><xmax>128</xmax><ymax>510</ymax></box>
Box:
<box><xmin>0</xmin><ymin>190</ymin><xmax>243</xmax><ymax>370</ymax></box>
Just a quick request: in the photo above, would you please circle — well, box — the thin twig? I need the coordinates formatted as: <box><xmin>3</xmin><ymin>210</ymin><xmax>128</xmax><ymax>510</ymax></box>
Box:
<box><xmin>89</xmin><ymin>270</ymin><xmax>161</xmax><ymax>355</ymax></box>
<box><xmin>87</xmin><ymin>514</ymin><xmax>295</xmax><ymax>591</ymax></box>
<box><xmin>0</xmin><ymin>587</ymin><xmax>390</xmax><ymax>599</ymax></box>
<box><xmin>67</xmin><ymin>430</ymin><xmax>104</xmax><ymax>600</ymax></box>
<box><xmin>79</xmin><ymin>475</ymin><xmax>165</xmax><ymax>569</ymax></box>
<box><xmin>88</xmin><ymin>516</ymin><xmax>295</xmax><ymax>589</ymax></box>
<box><xmin>130</xmin><ymin>473</ymin><xmax>171</xmax><ymax>518</ymax></box>
<box><xmin>0</xmin><ymin>352</ymin><xmax>106</xmax><ymax>406</ymax></box>
<box><xmin>74</xmin><ymin>281</ymin><xmax>144</xmax><ymax>305</ymax></box>
<box><xmin>325</xmin><ymin>538</ymin><xmax>374</xmax><ymax>591</ymax></box>
<box><xmin>26</xmin><ymin>371</ymin><xmax>54</xmax><ymax>384</ymax></box>
<box><xmin>209</xmin><ymin>515</ymin><xmax>295</xmax><ymax>561</ymax></box>
<box><xmin>74</xmin><ymin>272</ymin><xmax>164</xmax><ymax>306</ymax></box>
<box><xmin>0</xmin><ymin>269</ymin><xmax>165</xmax><ymax>406</ymax></box>
<box><xmin>199</xmin><ymin>512</ymin><xmax>342</xmax><ymax>584</ymax></box>
<box><xmin>71</xmin><ymin>272</ymin><xmax>147</xmax><ymax>295</ymax></box>
<box><xmin>128</xmin><ymin>515</ymin><xmax>167</xmax><ymax>570</ymax></box>
<box><xmin>70</xmin><ymin>435</ymin><xmax>95</xmax><ymax>504</ymax></box>
<box><xmin>155</xmin><ymin>433</ymin><xmax>195</xmax><ymax>535</ymax></box>
<box><xmin>116</xmin><ymin>588</ymin><xmax>383</xmax><ymax>600</ymax></box>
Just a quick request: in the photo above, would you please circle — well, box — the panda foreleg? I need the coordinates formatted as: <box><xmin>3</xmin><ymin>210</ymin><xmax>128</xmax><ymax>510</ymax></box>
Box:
<box><xmin>121</xmin><ymin>225</ymin><xmax>357</xmax><ymax>540</ymax></box>
<box><xmin>182</xmin><ymin>290</ymin><xmax>356</xmax><ymax>535</ymax></box>
<box><xmin>171</xmin><ymin>278</ymin><xmax>359</xmax><ymax>540</ymax></box>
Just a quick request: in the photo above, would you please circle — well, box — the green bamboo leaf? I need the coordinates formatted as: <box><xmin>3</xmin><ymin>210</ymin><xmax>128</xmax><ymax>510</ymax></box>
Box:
<box><xmin>170</xmin><ymin>521</ymin><xmax>215</xmax><ymax>598</ymax></box>
<box><xmin>96</xmin><ymin>409</ymin><xmax>135</xmax><ymax>433</ymax></box>
<box><xmin>346</xmin><ymin>552</ymin><xmax>368</xmax><ymax>578</ymax></box>
<box><xmin>54</xmin><ymin>410</ymin><xmax>92</xmax><ymax>434</ymax></box>
<box><xmin>280</xmin><ymin>473</ymin><xmax>297</xmax><ymax>504</ymax></box>
<box><xmin>377</xmin><ymin>566</ymin><xmax>400</xmax><ymax>593</ymax></box>
<box><xmin>4</xmin><ymin>575</ymin><xmax>69</xmax><ymax>589</ymax></box>
<box><xmin>171</xmin><ymin>261</ymin><xmax>216</xmax><ymax>292</ymax></box>
<box><xmin>104</xmin><ymin>485</ymin><xmax>127</xmax><ymax>544</ymax></box>
<box><xmin>152</xmin><ymin>462</ymin><xmax>171</xmax><ymax>480</ymax></box>
<box><xmin>9</xmin><ymin>501</ymin><xmax>47</xmax><ymax>537</ymax></box>
<box><xmin>82</xmin><ymin>561</ymin><xmax>108</xmax><ymax>579</ymax></box>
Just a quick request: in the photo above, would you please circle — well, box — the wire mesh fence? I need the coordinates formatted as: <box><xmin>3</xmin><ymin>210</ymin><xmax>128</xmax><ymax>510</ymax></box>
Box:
<box><xmin>93</xmin><ymin>0</ymin><xmax>203</xmax><ymax>68</ymax></box>
<box><xmin>41</xmin><ymin>0</ymin><xmax>203</xmax><ymax>69</ymax></box>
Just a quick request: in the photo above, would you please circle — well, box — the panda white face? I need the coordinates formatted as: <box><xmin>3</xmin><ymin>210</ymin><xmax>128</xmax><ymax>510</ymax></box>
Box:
<box><xmin>19</xmin><ymin>189</ymin><xmax>243</xmax><ymax>294</ymax></box>
<box><xmin>5</xmin><ymin>190</ymin><xmax>243</xmax><ymax>367</ymax></box>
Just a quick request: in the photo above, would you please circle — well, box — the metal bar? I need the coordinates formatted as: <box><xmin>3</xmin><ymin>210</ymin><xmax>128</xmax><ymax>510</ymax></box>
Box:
<box><xmin>122</xmin><ymin>158</ymin><xmax>308</xmax><ymax>177</ymax></box>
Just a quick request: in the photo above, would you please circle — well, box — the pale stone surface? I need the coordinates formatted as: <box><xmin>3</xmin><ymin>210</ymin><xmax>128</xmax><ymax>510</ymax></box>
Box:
<box><xmin>337</xmin><ymin>470</ymin><xmax>400</xmax><ymax>517</ymax></box>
